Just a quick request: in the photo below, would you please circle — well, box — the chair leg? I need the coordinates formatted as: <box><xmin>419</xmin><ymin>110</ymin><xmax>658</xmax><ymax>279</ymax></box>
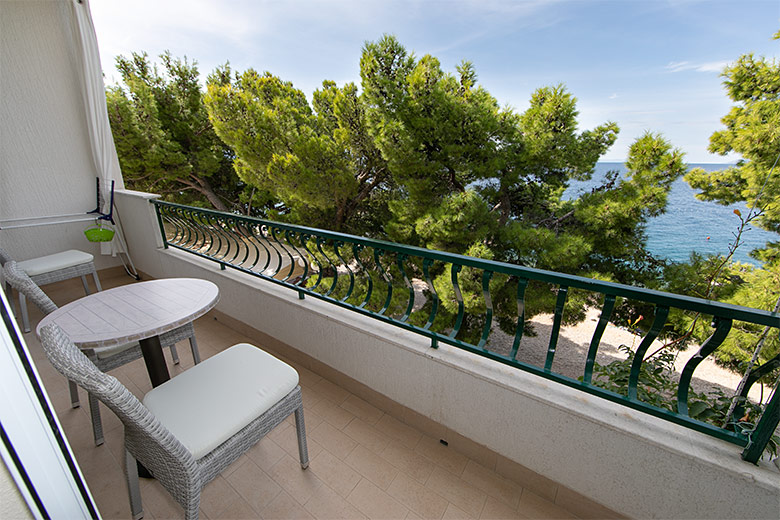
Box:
<box><xmin>170</xmin><ymin>345</ymin><xmax>180</xmax><ymax>365</ymax></box>
<box><xmin>87</xmin><ymin>392</ymin><xmax>104</xmax><ymax>446</ymax></box>
<box><xmin>92</xmin><ymin>269</ymin><xmax>102</xmax><ymax>291</ymax></box>
<box><xmin>69</xmin><ymin>380</ymin><xmax>80</xmax><ymax>408</ymax></box>
<box><xmin>125</xmin><ymin>450</ymin><xmax>144</xmax><ymax>520</ymax></box>
<box><xmin>294</xmin><ymin>405</ymin><xmax>309</xmax><ymax>469</ymax></box>
<box><xmin>80</xmin><ymin>275</ymin><xmax>91</xmax><ymax>295</ymax></box>
<box><xmin>184</xmin><ymin>493</ymin><xmax>201</xmax><ymax>520</ymax></box>
<box><xmin>18</xmin><ymin>292</ymin><xmax>31</xmax><ymax>333</ymax></box>
<box><xmin>189</xmin><ymin>336</ymin><xmax>201</xmax><ymax>365</ymax></box>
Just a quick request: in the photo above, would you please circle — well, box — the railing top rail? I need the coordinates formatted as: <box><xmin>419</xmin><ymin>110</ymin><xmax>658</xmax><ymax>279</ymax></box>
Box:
<box><xmin>153</xmin><ymin>200</ymin><xmax>780</xmax><ymax>327</ymax></box>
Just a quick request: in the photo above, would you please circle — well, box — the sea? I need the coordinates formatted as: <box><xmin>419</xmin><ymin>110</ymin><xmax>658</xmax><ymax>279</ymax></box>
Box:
<box><xmin>565</xmin><ymin>162</ymin><xmax>778</xmax><ymax>265</ymax></box>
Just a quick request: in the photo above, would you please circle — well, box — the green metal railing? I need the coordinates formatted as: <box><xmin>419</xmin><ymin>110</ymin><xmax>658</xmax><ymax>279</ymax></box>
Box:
<box><xmin>153</xmin><ymin>200</ymin><xmax>780</xmax><ymax>462</ymax></box>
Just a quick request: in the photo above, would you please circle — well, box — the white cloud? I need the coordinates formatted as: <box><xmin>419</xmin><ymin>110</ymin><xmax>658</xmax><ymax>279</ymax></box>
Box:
<box><xmin>665</xmin><ymin>60</ymin><xmax>729</xmax><ymax>73</ymax></box>
<box><xmin>609</xmin><ymin>93</ymin><xmax>618</xmax><ymax>99</ymax></box>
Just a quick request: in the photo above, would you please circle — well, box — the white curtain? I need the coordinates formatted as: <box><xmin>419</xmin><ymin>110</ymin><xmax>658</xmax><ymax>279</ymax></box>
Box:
<box><xmin>69</xmin><ymin>0</ymin><xmax>126</xmax><ymax>256</ymax></box>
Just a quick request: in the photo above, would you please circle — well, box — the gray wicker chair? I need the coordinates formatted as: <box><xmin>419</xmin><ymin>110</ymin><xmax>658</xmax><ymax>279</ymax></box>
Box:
<box><xmin>0</xmin><ymin>245</ymin><xmax>102</xmax><ymax>333</ymax></box>
<box><xmin>40</xmin><ymin>323</ymin><xmax>309</xmax><ymax>520</ymax></box>
<box><xmin>3</xmin><ymin>260</ymin><xmax>201</xmax><ymax>446</ymax></box>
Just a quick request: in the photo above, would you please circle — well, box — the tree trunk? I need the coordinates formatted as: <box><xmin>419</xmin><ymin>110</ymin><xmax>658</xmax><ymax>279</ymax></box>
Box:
<box><xmin>179</xmin><ymin>175</ymin><xmax>229</xmax><ymax>211</ymax></box>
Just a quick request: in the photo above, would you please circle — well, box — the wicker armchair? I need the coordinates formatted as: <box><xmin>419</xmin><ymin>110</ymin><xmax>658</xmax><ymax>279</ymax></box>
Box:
<box><xmin>3</xmin><ymin>260</ymin><xmax>201</xmax><ymax>445</ymax></box>
<box><xmin>0</xmin><ymin>245</ymin><xmax>102</xmax><ymax>332</ymax></box>
<box><xmin>40</xmin><ymin>323</ymin><xmax>309</xmax><ymax>520</ymax></box>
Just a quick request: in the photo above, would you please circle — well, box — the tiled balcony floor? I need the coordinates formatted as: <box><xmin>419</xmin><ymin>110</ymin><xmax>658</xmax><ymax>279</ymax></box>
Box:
<box><xmin>15</xmin><ymin>268</ymin><xmax>581</xmax><ymax>520</ymax></box>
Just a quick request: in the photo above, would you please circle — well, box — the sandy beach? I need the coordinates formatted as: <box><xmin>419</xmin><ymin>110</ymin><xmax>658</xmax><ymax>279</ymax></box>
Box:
<box><xmin>487</xmin><ymin>307</ymin><xmax>769</xmax><ymax>403</ymax></box>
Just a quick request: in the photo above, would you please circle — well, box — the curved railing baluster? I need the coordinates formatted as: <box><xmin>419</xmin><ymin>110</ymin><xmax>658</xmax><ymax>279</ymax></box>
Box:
<box><xmin>374</xmin><ymin>249</ymin><xmax>392</xmax><ymax>315</ymax></box>
<box><xmin>295</xmin><ymin>234</ymin><xmax>313</xmax><ymax>287</ymax></box>
<box><xmin>582</xmin><ymin>294</ymin><xmax>617</xmax><ymax>384</ymax></box>
<box><xmin>233</xmin><ymin>220</ymin><xmax>258</xmax><ymax>270</ymax></box>
<box><xmin>678</xmin><ymin>317</ymin><xmax>733</xmax><ymax>416</ymax></box>
<box><xmin>334</xmin><ymin>241</ymin><xmax>355</xmax><ymax>302</ymax></box>
<box><xmin>545</xmin><ymin>286</ymin><xmax>569</xmax><ymax>372</ymax></box>
<box><xmin>353</xmin><ymin>244</ymin><xmax>373</xmax><ymax>308</ymax></box>
<box><xmin>205</xmin><ymin>214</ymin><xmax>225</xmax><ymax>260</ymax></box>
<box><xmin>227</xmin><ymin>218</ymin><xmax>251</xmax><ymax>269</ymax></box>
<box><xmin>449</xmin><ymin>264</ymin><xmax>464</xmax><ymax>339</ymax></box>
<box><xmin>267</xmin><ymin>226</ymin><xmax>286</xmax><ymax>277</ymax></box>
<box><xmin>397</xmin><ymin>254</ymin><xmax>414</xmax><ymax>322</ymax></box>
<box><xmin>316</xmin><ymin>238</ymin><xmax>339</xmax><ymax>297</ymax></box>
<box><xmin>510</xmin><ymin>277</ymin><xmax>529</xmax><ymax>360</ymax></box>
<box><xmin>253</xmin><ymin>225</ymin><xmax>272</xmax><ymax>273</ymax></box>
<box><xmin>477</xmin><ymin>270</ymin><xmax>494</xmax><ymax>349</ymax></box>
<box><xmin>282</xmin><ymin>230</ymin><xmax>302</xmax><ymax>282</ymax></box>
<box><xmin>628</xmin><ymin>306</ymin><xmax>670</xmax><ymax>401</ymax></box>
<box><xmin>271</xmin><ymin>227</ymin><xmax>294</xmax><ymax>279</ymax></box>
<box><xmin>422</xmin><ymin>258</ymin><xmax>439</xmax><ymax>330</ymax></box>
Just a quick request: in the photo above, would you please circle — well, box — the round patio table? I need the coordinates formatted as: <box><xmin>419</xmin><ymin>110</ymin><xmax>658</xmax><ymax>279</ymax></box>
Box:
<box><xmin>37</xmin><ymin>278</ymin><xmax>219</xmax><ymax>387</ymax></box>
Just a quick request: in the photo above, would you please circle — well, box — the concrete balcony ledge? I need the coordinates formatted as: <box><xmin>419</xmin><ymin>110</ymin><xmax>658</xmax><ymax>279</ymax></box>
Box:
<box><xmin>116</xmin><ymin>191</ymin><xmax>779</xmax><ymax>519</ymax></box>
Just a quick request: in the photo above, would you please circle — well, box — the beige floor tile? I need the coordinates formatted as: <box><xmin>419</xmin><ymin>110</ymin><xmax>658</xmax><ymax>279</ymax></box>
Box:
<box><xmin>309</xmin><ymin>422</ymin><xmax>358</xmax><ymax>460</ymax></box>
<box><xmin>461</xmin><ymin>461</ymin><xmax>522</xmax><ymax>510</ymax></box>
<box><xmin>88</xmin><ymin>467</ymin><xmax>134</xmax><ymax>519</ymax></box>
<box><xmin>200</xmin><ymin>475</ymin><xmax>245</xmax><ymax>518</ymax></box>
<box><xmin>225</xmin><ymin>458</ymin><xmax>283</xmax><ymax>514</ymax></box>
<box><xmin>140</xmin><ymin>478</ymin><xmax>186</xmax><ymax>519</ymax></box>
<box><xmin>310</xmin><ymin>449</ymin><xmax>362</xmax><ymax>498</ymax></box>
<box><xmin>345</xmin><ymin>445</ymin><xmax>399</xmax><ymax>491</ymax></box>
<box><xmin>309</xmin><ymin>396</ymin><xmax>357</xmax><ymax>430</ymax></box>
<box><xmin>310</xmin><ymin>378</ymin><xmax>351</xmax><ymax>405</ymax></box>
<box><xmin>387</xmin><ymin>473</ymin><xmax>449</xmax><ymax>520</ymax></box>
<box><xmin>380</xmin><ymin>441</ymin><xmax>436</xmax><ymax>484</ymax></box>
<box><xmin>343</xmin><ymin>417</ymin><xmax>391</xmax><ymax>454</ymax></box>
<box><xmin>425</xmin><ymin>467</ymin><xmax>487</xmax><ymax>519</ymax></box>
<box><xmin>375</xmin><ymin>414</ymin><xmax>422</xmax><ymax>449</ymax></box>
<box><xmin>480</xmin><ymin>497</ymin><xmax>522</xmax><ymax>520</ymax></box>
<box><xmin>347</xmin><ymin>478</ymin><xmax>409</xmax><ymax>520</ymax></box>
<box><xmin>248</xmin><ymin>437</ymin><xmax>288</xmax><ymax>472</ymax></box>
<box><xmin>268</xmin><ymin>454</ymin><xmax>324</xmax><ymax>505</ymax></box>
<box><xmin>442</xmin><ymin>503</ymin><xmax>473</xmax><ymax>520</ymax></box>
<box><xmin>415</xmin><ymin>436</ymin><xmax>468</xmax><ymax>476</ymax></box>
<box><xmin>340</xmin><ymin>394</ymin><xmax>384</xmax><ymax>425</ymax></box>
<box><xmin>260</xmin><ymin>490</ymin><xmax>315</xmax><ymax>520</ymax></box>
<box><xmin>304</xmin><ymin>482</ymin><xmax>367</xmax><ymax>520</ymax></box>
<box><xmin>300</xmin><ymin>384</ymin><xmax>325</xmax><ymax>409</ymax></box>
<box><xmin>218</xmin><ymin>495</ymin><xmax>259</xmax><ymax>519</ymax></box>
<box><xmin>517</xmin><ymin>490</ymin><xmax>576</xmax><ymax>520</ymax></box>
<box><xmin>298</xmin><ymin>406</ymin><xmax>325</xmax><ymax>431</ymax></box>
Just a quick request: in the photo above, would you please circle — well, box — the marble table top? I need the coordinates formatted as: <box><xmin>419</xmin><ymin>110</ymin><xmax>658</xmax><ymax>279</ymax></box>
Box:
<box><xmin>37</xmin><ymin>278</ymin><xmax>219</xmax><ymax>350</ymax></box>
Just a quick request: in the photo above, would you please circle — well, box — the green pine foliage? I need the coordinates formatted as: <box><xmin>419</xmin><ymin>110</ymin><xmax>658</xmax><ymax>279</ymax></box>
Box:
<box><xmin>106</xmin><ymin>52</ymin><xmax>258</xmax><ymax>213</ymax></box>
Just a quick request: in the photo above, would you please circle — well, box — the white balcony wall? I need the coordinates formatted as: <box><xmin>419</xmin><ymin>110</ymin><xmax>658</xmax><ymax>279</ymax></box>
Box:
<box><xmin>0</xmin><ymin>1</ymin><xmax>120</xmax><ymax>269</ymax></box>
<box><xmin>117</xmin><ymin>190</ymin><xmax>780</xmax><ymax>520</ymax></box>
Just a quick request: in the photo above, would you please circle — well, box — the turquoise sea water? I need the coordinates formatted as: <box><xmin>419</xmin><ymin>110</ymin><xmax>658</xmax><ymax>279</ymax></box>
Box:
<box><xmin>566</xmin><ymin>162</ymin><xmax>778</xmax><ymax>265</ymax></box>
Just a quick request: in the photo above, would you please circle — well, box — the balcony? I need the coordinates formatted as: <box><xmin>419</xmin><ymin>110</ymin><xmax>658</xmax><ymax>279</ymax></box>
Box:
<box><xmin>1</xmin><ymin>4</ymin><xmax>778</xmax><ymax>516</ymax></box>
<box><xmin>21</xmin><ymin>268</ymin><xmax>598</xmax><ymax>520</ymax></box>
<box><xmin>5</xmin><ymin>189</ymin><xmax>774</xmax><ymax>519</ymax></box>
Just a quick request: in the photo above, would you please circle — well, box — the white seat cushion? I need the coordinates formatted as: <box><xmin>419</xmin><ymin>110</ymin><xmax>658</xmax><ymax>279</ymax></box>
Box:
<box><xmin>17</xmin><ymin>250</ymin><xmax>94</xmax><ymax>276</ymax></box>
<box><xmin>143</xmin><ymin>343</ymin><xmax>299</xmax><ymax>459</ymax></box>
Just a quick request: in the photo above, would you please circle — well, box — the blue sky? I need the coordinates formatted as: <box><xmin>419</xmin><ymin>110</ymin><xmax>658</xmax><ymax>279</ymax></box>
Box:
<box><xmin>90</xmin><ymin>0</ymin><xmax>779</xmax><ymax>163</ymax></box>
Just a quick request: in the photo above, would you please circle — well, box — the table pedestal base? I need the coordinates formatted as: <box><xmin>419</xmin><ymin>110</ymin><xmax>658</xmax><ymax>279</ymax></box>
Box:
<box><xmin>137</xmin><ymin>335</ymin><xmax>171</xmax><ymax>478</ymax></box>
